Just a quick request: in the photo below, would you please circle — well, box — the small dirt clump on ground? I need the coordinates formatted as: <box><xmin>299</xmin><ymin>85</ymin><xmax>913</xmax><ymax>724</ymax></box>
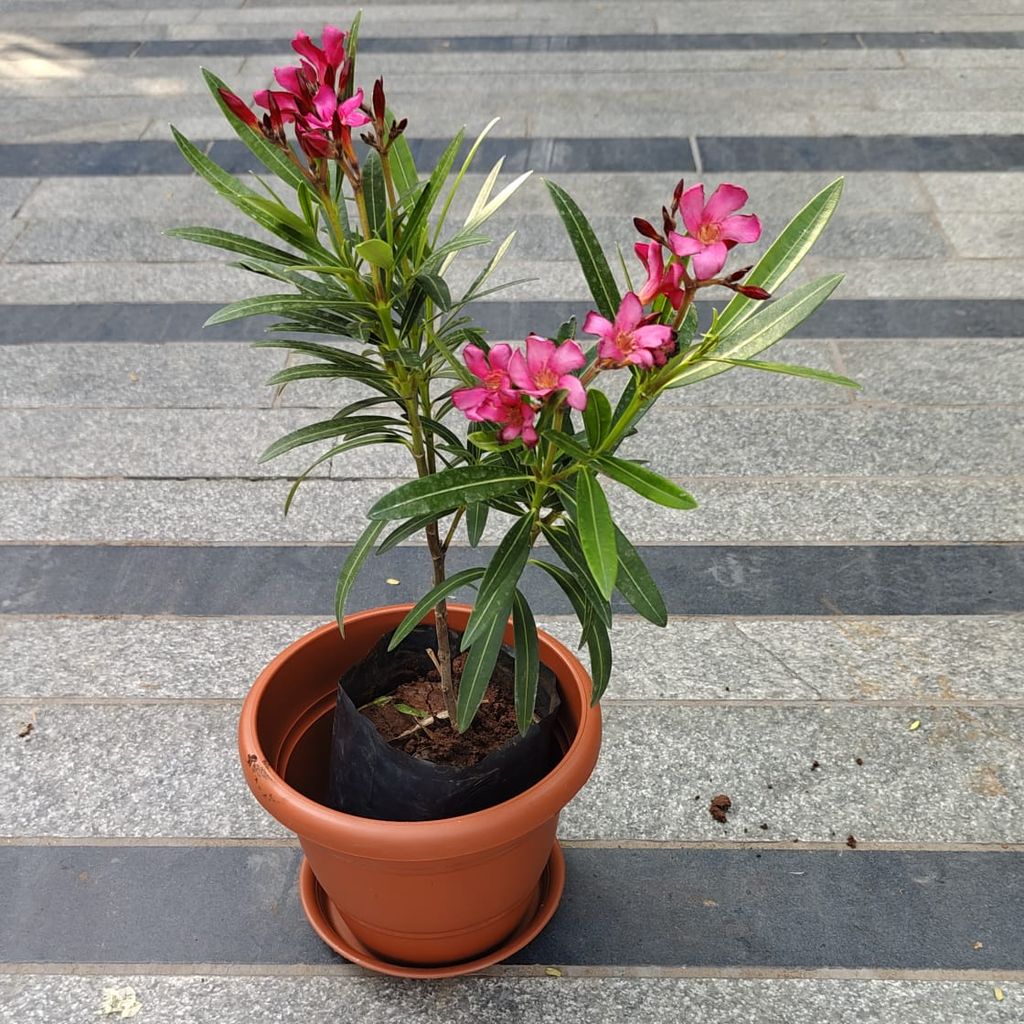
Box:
<box><xmin>846</xmin><ymin>834</ymin><xmax>858</xmax><ymax>848</ymax></box>
<box><xmin>709</xmin><ymin>794</ymin><xmax>732</xmax><ymax>823</ymax></box>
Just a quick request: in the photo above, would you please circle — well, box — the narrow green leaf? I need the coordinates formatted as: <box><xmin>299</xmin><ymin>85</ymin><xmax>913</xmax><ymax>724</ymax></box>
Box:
<box><xmin>455</xmin><ymin>594</ymin><xmax>512</xmax><ymax>732</ymax></box>
<box><xmin>388</xmin><ymin>568</ymin><xmax>486</xmax><ymax>651</ymax></box>
<box><xmin>512</xmin><ymin>590</ymin><xmax>540</xmax><ymax>736</ymax></box>
<box><xmin>204</xmin><ymin>294</ymin><xmax>359</xmax><ymax>327</ymax></box>
<box><xmin>714</xmin><ymin>177</ymin><xmax>844</xmax><ymax>340</ymax></box>
<box><xmin>595</xmin><ymin>455</ymin><xmax>698</xmax><ymax>510</ymax></box>
<box><xmin>415</xmin><ymin>271</ymin><xmax>452</xmax><ymax>311</ymax></box>
<box><xmin>586</xmin><ymin>615</ymin><xmax>612</xmax><ymax>704</ymax></box>
<box><xmin>283</xmin><ymin>434</ymin><xmax>403</xmax><ymax>516</ymax></box>
<box><xmin>367</xmin><ymin>465</ymin><xmax>532</xmax><ymax>521</ymax></box>
<box><xmin>462</xmin><ymin>513</ymin><xmax>535</xmax><ymax>649</ymax></box>
<box><xmin>377</xmin><ymin>509</ymin><xmax>457</xmax><ymax>553</ymax></box>
<box><xmin>394</xmin><ymin>129</ymin><xmax>464</xmax><ymax>264</ymax></box>
<box><xmin>386</xmin><ymin>107</ymin><xmax>418</xmax><ymax>201</ymax></box>
<box><xmin>583</xmin><ymin>389</ymin><xmax>612</xmax><ymax>447</ymax></box>
<box><xmin>362</xmin><ymin>151</ymin><xmax>388</xmax><ymax>239</ymax></box>
<box><xmin>259</xmin><ymin>415</ymin><xmax>404</xmax><ymax>463</ymax></box>
<box><xmin>355</xmin><ymin>238</ymin><xmax>394</xmax><ymax>269</ymax></box>
<box><xmin>708</xmin><ymin>357</ymin><xmax>860</xmax><ymax>388</ymax></box>
<box><xmin>613</xmin><ymin>525</ymin><xmax>667</xmax><ymax>626</ymax></box>
<box><xmin>531</xmin><ymin>558</ymin><xmax>611</xmax><ymax>702</ymax></box>
<box><xmin>544</xmin><ymin>429</ymin><xmax>592</xmax><ymax>461</ymax></box>
<box><xmin>670</xmin><ymin>274</ymin><xmax>845</xmax><ymax>390</ymax></box>
<box><xmin>202</xmin><ymin>68</ymin><xmax>308</xmax><ymax>192</ymax></box>
<box><xmin>166</xmin><ymin>227</ymin><xmax>304</xmax><ymax>265</ymax></box>
<box><xmin>467</xmin><ymin>502</ymin><xmax>488</xmax><ymax>546</ymax></box>
<box><xmin>575</xmin><ymin>468</ymin><xmax>617</xmax><ymax>600</ymax></box>
<box><xmin>544</xmin><ymin>179</ymin><xmax>620</xmax><ymax>321</ymax></box>
<box><xmin>541</xmin><ymin>524</ymin><xmax>612</xmax><ymax>629</ymax></box>
<box><xmin>335</xmin><ymin>520</ymin><xmax>387</xmax><ymax>634</ymax></box>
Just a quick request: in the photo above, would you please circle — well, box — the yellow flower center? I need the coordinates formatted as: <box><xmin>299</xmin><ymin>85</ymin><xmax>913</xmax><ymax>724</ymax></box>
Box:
<box><xmin>534</xmin><ymin>367</ymin><xmax>560</xmax><ymax>389</ymax></box>
<box><xmin>698</xmin><ymin>222</ymin><xmax>722</xmax><ymax>244</ymax></box>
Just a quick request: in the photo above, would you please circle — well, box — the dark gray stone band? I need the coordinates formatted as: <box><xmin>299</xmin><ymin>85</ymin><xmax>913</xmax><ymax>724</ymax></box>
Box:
<box><xmin>4</xmin><ymin>300</ymin><xmax>1023</xmax><ymax>343</ymax></box>
<box><xmin>1</xmin><ymin>135</ymin><xmax>1020</xmax><ymax>177</ymax></box>
<box><xmin>59</xmin><ymin>31</ymin><xmax>1024</xmax><ymax>59</ymax></box>
<box><xmin>1</xmin><ymin>845</ymin><xmax>1021</xmax><ymax>968</ymax></box>
<box><xmin>3</xmin><ymin>544</ymin><xmax>1021</xmax><ymax>616</ymax></box>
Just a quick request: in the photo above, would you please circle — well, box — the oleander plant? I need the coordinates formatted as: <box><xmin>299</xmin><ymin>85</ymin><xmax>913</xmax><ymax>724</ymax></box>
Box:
<box><xmin>171</xmin><ymin>16</ymin><xmax>854</xmax><ymax>738</ymax></box>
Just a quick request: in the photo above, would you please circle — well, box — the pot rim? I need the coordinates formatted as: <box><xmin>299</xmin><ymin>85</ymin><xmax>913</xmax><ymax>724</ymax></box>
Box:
<box><xmin>238</xmin><ymin>603</ymin><xmax>602</xmax><ymax>859</ymax></box>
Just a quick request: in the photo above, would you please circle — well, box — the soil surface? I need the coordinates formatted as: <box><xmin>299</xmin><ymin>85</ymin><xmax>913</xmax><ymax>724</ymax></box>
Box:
<box><xmin>360</xmin><ymin>652</ymin><xmax>521</xmax><ymax>767</ymax></box>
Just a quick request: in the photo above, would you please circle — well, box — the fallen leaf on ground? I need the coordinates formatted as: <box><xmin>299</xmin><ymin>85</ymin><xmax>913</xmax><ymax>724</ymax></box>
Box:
<box><xmin>100</xmin><ymin>986</ymin><xmax>142</xmax><ymax>1018</ymax></box>
<box><xmin>973</xmin><ymin>941</ymin><xmax>984</xmax><ymax>950</ymax></box>
<box><xmin>544</xmin><ymin>967</ymin><xmax>562</xmax><ymax>977</ymax></box>
<box><xmin>385</xmin><ymin>578</ymin><xmax>400</xmax><ymax>585</ymax></box>
<box><xmin>994</xmin><ymin>987</ymin><xmax>1005</xmax><ymax>1002</ymax></box>
<box><xmin>908</xmin><ymin>720</ymin><xmax>921</xmax><ymax>731</ymax></box>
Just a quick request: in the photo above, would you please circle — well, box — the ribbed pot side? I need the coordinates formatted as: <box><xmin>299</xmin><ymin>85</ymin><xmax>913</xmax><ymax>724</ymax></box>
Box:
<box><xmin>238</xmin><ymin>603</ymin><xmax>602</xmax><ymax>966</ymax></box>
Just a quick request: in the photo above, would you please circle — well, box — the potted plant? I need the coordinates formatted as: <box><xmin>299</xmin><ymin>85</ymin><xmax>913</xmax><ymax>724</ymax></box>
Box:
<box><xmin>170</xmin><ymin>15</ymin><xmax>854</xmax><ymax>978</ymax></box>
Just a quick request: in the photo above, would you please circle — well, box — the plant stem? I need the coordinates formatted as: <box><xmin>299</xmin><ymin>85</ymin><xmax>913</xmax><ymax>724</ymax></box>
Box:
<box><xmin>402</xmin><ymin>391</ymin><xmax>459</xmax><ymax>725</ymax></box>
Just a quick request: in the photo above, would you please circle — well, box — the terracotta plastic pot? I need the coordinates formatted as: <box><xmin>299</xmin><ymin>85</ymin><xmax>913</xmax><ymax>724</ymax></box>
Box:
<box><xmin>238</xmin><ymin>603</ymin><xmax>602</xmax><ymax>974</ymax></box>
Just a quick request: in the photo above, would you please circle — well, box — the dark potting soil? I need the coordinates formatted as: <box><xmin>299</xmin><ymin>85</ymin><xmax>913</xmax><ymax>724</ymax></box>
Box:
<box><xmin>359</xmin><ymin>652</ymin><xmax>522</xmax><ymax>767</ymax></box>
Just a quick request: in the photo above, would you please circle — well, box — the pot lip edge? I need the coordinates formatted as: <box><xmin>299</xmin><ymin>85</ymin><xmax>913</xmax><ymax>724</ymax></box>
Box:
<box><xmin>238</xmin><ymin>603</ymin><xmax>602</xmax><ymax>855</ymax></box>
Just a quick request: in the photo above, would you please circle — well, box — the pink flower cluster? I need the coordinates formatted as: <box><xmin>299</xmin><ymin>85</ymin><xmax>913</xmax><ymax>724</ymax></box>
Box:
<box><xmin>219</xmin><ymin>26</ymin><xmax>370</xmax><ymax>161</ymax></box>
<box><xmin>453</xmin><ymin>337</ymin><xmax>587</xmax><ymax>447</ymax></box>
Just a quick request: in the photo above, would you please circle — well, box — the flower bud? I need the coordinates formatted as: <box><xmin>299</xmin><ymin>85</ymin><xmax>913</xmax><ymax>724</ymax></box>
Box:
<box><xmin>372</xmin><ymin>77</ymin><xmax>386</xmax><ymax>123</ymax></box>
<box><xmin>633</xmin><ymin>217</ymin><xmax>663</xmax><ymax>243</ymax></box>
<box><xmin>733</xmin><ymin>285</ymin><xmax>771</xmax><ymax>300</ymax></box>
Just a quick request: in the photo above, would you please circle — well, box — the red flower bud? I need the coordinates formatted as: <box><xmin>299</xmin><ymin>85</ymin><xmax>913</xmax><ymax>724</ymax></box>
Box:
<box><xmin>672</xmin><ymin>177</ymin><xmax>686</xmax><ymax>212</ymax></box>
<box><xmin>372</xmin><ymin>77</ymin><xmax>386</xmax><ymax>123</ymax></box>
<box><xmin>218</xmin><ymin>87</ymin><xmax>259</xmax><ymax>129</ymax></box>
<box><xmin>734</xmin><ymin>285</ymin><xmax>771</xmax><ymax>300</ymax></box>
<box><xmin>633</xmin><ymin>217</ymin><xmax>663</xmax><ymax>242</ymax></box>
<box><xmin>661</xmin><ymin>205</ymin><xmax>676</xmax><ymax>235</ymax></box>
<box><xmin>724</xmin><ymin>265</ymin><xmax>754</xmax><ymax>284</ymax></box>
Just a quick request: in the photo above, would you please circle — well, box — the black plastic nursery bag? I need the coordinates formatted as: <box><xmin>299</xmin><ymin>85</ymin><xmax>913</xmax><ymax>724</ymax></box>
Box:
<box><xmin>326</xmin><ymin>625</ymin><xmax>562</xmax><ymax>822</ymax></box>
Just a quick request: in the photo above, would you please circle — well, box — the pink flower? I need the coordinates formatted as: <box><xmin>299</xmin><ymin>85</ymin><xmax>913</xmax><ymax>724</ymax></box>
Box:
<box><xmin>508</xmin><ymin>335</ymin><xmax>587</xmax><ymax>410</ymax></box>
<box><xmin>668</xmin><ymin>183</ymin><xmax>761</xmax><ymax>280</ymax></box>
<box><xmin>635</xmin><ymin>241</ymin><xmax>684</xmax><ymax>307</ymax></box>
<box><xmin>452</xmin><ymin>344</ymin><xmax>517</xmax><ymax>421</ymax></box>
<box><xmin>303</xmin><ymin>85</ymin><xmax>370</xmax><ymax>131</ymax></box>
<box><xmin>291</xmin><ymin>26</ymin><xmax>348</xmax><ymax>89</ymax></box>
<box><xmin>583</xmin><ymin>292</ymin><xmax>674</xmax><ymax>370</ymax></box>
<box><xmin>495</xmin><ymin>396</ymin><xmax>539</xmax><ymax>448</ymax></box>
<box><xmin>253</xmin><ymin>88</ymin><xmax>299</xmax><ymax>123</ymax></box>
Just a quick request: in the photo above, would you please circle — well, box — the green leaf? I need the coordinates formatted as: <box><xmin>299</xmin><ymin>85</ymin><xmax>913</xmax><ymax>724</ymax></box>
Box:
<box><xmin>595</xmin><ymin>455</ymin><xmax>698</xmax><ymax>510</ymax></box>
<box><xmin>386</xmin><ymin>107</ymin><xmax>418</xmax><ymax>201</ymax></box>
<box><xmin>166</xmin><ymin>227</ymin><xmax>304</xmax><ymax>266</ymax></box>
<box><xmin>714</xmin><ymin>177</ymin><xmax>844</xmax><ymax>341</ymax></box>
<box><xmin>555</xmin><ymin>316</ymin><xmax>577</xmax><ymax>343</ymax></box>
<box><xmin>377</xmin><ymin>509</ymin><xmax>457</xmax><ymax>553</ymax></box>
<box><xmin>462</xmin><ymin>514</ymin><xmax>535</xmax><ymax>649</ymax></box>
<box><xmin>367</xmin><ymin>465</ymin><xmax>532</xmax><ymax>521</ymax></box>
<box><xmin>335</xmin><ymin>520</ymin><xmax>386</xmax><ymax>634</ymax></box>
<box><xmin>355</xmin><ymin>238</ymin><xmax>394</xmax><ymax>269</ymax></box>
<box><xmin>394</xmin><ymin>129</ymin><xmax>464</xmax><ymax>264</ymax></box>
<box><xmin>455</xmin><ymin>593</ymin><xmax>513</xmax><ymax>732</ymax></box>
<box><xmin>670</xmin><ymin>274</ymin><xmax>845</xmax><ymax>390</ymax></box>
<box><xmin>541</xmin><ymin>524</ymin><xmax>612</xmax><ymax>629</ymax></box>
<box><xmin>544</xmin><ymin>429</ymin><xmax>592</xmax><ymax>461</ymax></box>
<box><xmin>259</xmin><ymin>415</ymin><xmax>404</xmax><ymax>463</ymax></box>
<box><xmin>583</xmin><ymin>389</ymin><xmax>612</xmax><ymax>447</ymax></box>
<box><xmin>467</xmin><ymin>431</ymin><xmax>519</xmax><ymax>453</ymax></box>
<box><xmin>512</xmin><ymin>589</ymin><xmax>540</xmax><ymax>736</ymax></box>
<box><xmin>531</xmin><ymin>558</ymin><xmax>611</xmax><ymax>702</ymax></box>
<box><xmin>284</xmin><ymin>434</ymin><xmax>404</xmax><ymax>516</ymax></box>
<box><xmin>467</xmin><ymin>502</ymin><xmax>488</xmax><ymax>546</ymax></box>
<box><xmin>544</xmin><ymin>179</ymin><xmax>620</xmax><ymax>321</ymax></box>
<box><xmin>362</xmin><ymin>151</ymin><xmax>388</xmax><ymax>238</ymax></box>
<box><xmin>204</xmin><ymin>294</ymin><xmax>359</xmax><ymax>327</ymax></box>
<box><xmin>387</xmin><ymin>568</ymin><xmax>486</xmax><ymax>651</ymax></box>
<box><xmin>414</xmin><ymin>271</ymin><xmax>452</xmax><ymax>311</ymax></box>
<box><xmin>613</xmin><ymin>525</ymin><xmax>667</xmax><ymax>626</ymax></box>
<box><xmin>708</xmin><ymin>357</ymin><xmax>860</xmax><ymax>388</ymax></box>
<box><xmin>575</xmin><ymin>468</ymin><xmax>617</xmax><ymax>600</ymax></box>
<box><xmin>202</xmin><ymin>68</ymin><xmax>308</xmax><ymax>192</ymax></box>
<box><xmin>393</xmin><ymin>703</ymin><xmax>430</xmax><ymax>719</ymax></box>
<box><xmin>586</xmin><ymin>614</ymin><xmax>612</xmax><ymax>704</ymax></box>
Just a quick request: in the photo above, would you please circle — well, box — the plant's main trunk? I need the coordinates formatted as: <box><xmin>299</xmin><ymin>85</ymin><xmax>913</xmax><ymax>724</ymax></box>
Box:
<box><xmin>425</xmin><ymin>521</ymin><xmax>458</xmax><ymax>725</ymax></box>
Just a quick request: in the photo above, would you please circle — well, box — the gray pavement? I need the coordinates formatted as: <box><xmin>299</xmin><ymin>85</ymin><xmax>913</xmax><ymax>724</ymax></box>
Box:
<box><xmin>1</xmin><ymin>0</ymin><xmax>1022</xmax><ymax>1019</ymax></box>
